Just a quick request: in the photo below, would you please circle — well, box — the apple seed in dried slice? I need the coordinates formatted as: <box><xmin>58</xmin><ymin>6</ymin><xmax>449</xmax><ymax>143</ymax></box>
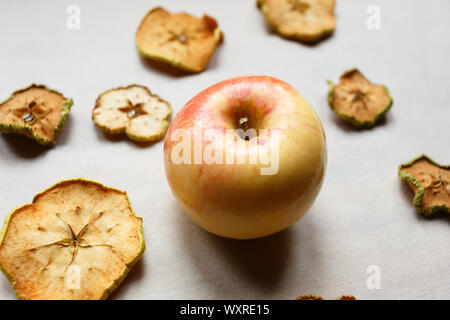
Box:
<box><xmin>328</xmin><ymin>69</ymin><xmax>393</xmax><ymax>127</ymax></box>
<box><xmin>257</xmin><ymin>0</ymin><xmax>336</xmax><ymax>43</ymax></box>
<box><xmin>0</xmin><ymin>84</ymin><xmax>73</xmax><ymax>146</ymax></box>
<box><xmin>136</xmin><ymin>7</ymin><xmax>223</xmax><ymax>73</ymax></box>
<box><xmin>0</xmin><ymin>179</ymin><xmax>145</xmax><ymax>300</ymax></box>
<box><xmin>399</xmin><ymin>155</ymin><xmax>449</xmax><ymax>216</ymax></box>
<box><xmin>92</xmin><ymin>84</ymin><xmax>172</xmax><ymax>142</ymax></box>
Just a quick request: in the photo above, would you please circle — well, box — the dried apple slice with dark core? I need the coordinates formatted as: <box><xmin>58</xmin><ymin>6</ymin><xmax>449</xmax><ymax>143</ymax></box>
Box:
<box><xmin>257</xmin><ymin>0</ymin><xmax>336</xmax><ymax>43</ymax></box>
<box><xmin>0</xmin><ymin>84</ymin><xmax>73</xmax><ymax>146</ymax></box>
<box><xmin>92</xmin><ymin>84</ymin><xmax>172</xmax><ymax>142</ymax></box>
<box><xmin>135</xmin><ymin>7</ymin><xmax>223</xmax><ymax>73</ymax></box>
<box><xmin>328</xmin><ymin>69</ymin><xmax>393</xmax><ymax>127</ymax></box>
<box><xmin>0</xmin><ymin>179</ymin><xmax>145</xmax><ymax>300</ymax></box>
<box><xmin>399</xmin><ymin>155</ymin><xmax>449</xmax><ymax>216</ymax></box>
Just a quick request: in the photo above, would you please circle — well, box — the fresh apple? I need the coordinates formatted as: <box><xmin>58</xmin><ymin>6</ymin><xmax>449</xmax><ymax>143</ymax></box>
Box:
<box><xmin>164</xmin><ymin>76</ymin><xmax>327</xmax><ymax>239</ymax></box>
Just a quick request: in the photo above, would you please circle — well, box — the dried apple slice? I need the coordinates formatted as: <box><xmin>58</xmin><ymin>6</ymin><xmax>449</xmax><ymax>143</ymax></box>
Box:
<box><xmin>295</xmin><ymin>294</ymin><xmax>356</xmax><ymax>300</ymax></box>
<box><xmin>257</xmin><ymin>0</ymin><xmax>336</xmax><ymax>43</ymax></box>
<box><xmin>92</xmin><ymin>84</ymin><xmax>172</xmax><ymax>142</ymax></box>
<box><xmin>135</xmin><ymin>7</ymin><xmax>223</xmax><ymax>73</ymax></box>
<box><xmin>328</xmin><ymin>69</ymin><xmax>393</xmax><ymax>127</ymax></box>
<box><xmin>0</xmin><ymin>84</ymin><xmax>73</xmax><ymax>146</ymax></box>
<box><xmin>295</xmin><ymin>294</ymin><xmax>324</xmax><ymax>300</ymax></box>
<box><xmin>399</xmin><ymin>155</ymin><xmax>449</xmax><ymax>216</ymax></box>
<box><xmin>0</xmin><ymin>179</ymin><xmax>145</xmax><ymax>300</ymax></box>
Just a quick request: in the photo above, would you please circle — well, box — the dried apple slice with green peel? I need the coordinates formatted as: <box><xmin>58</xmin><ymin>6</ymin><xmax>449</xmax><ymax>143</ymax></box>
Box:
<box><xmin>257</xmin><ymin>0</ymin><xmax>336</xmax><ymax>43</ymax></box>
<box><xmin>0</xmin><ymin>84</ymin><xmax>73</xmax><ymax>146</ymax></box>
<box><xmin>135</xmin><ymin>7</ymin><xmax>223</xmax><ymax>73</ymax></box>
<box><xmin>399</xmin><ymin>155</ymin><xmax>450</xmax><ymax>216</ymax></box>
<box><xmin>92</xmin><ymin>84</ymin><xmax>172</xmax><ymax>142</ymax></box>
<box><xmin>0</xmin><ymin>179</ymin><xmax>145</xmax><ymax>300</ymax></box>
<box><xmin>328</xmin><ymin>69</ymin><xmax>393</xmax><ymax>127</ymax></box>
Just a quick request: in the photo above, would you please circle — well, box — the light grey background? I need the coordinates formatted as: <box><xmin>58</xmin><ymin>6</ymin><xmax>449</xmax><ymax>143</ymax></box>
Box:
<box><xmin>0</xmin><ymin>0</ymin><xmax>449</xmax><ymax>300</ymax></box>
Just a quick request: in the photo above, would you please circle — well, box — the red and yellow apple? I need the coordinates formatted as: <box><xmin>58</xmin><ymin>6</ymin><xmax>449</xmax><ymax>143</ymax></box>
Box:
<box><xmin>164</xmin><ymin>76</ymin><xmax>327</xmax><ymax>239</ymax></box>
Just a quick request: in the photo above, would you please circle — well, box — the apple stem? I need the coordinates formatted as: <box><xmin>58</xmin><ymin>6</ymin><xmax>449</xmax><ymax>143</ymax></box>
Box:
<box><xmin>238</xmin><ymin>117</ymin><xmax>251</xmax><ymax>141</ymax></box>
<box><xmin>239</xmin><ymin>117</ymin><xmax>249</xmax><ymax>130</ymax></box>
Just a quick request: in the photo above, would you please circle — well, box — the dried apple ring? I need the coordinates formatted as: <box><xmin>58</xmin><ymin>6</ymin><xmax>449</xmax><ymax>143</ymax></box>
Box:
<box><xmin>328</xmin><ymin>69</ymin><xmax>393</xmax><ymax>127</ymax></box>
<box><xmin>399</xmin><ymin>155</ymin><xmax>449</xmax><ymax>216</ymax></box>
<box><xmin>136</xmin><ymin>7</ymin><xmax>223</xmax><ymax>73</ymax></box>
<box><xmin>0</xmin><ymin>179</ymin><xmax>145</xmax><ymax>300</ymax></box>
<box><xmin>92</xmin><ymin>84</ymin><xmax>172</xmax><ymax>142</ymax></box>
<box><xmin>257</xmin><ymin>0</ymin><xmax>336</xmax><ymax>43</ymax></box>
<box><xmin>0</xmin><ymin>84</ymin><xmax>73</xmax><ymax>146</ymax></box>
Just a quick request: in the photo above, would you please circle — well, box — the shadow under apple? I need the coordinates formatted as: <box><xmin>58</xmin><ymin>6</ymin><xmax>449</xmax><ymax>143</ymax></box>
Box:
<box><xmin>212</xmin><ymin>226</ymin><xmax>293</xmax><ymax>290</ymax></box>
<box><xmin>168</xmin><ymin>194</ymin><xmax>326</xmax><ymax>298</ymax></box>
<box><xmin>175</xmin><ymin>203</ymin><xmax>294</xmax><ymax>295</ymax></box>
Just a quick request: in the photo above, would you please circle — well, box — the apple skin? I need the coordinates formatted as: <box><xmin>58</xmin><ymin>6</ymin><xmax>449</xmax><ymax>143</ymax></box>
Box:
<box><xmin>164</xmin><ymin>76</ymin><xmax>327</xmax><ymax>239</ymax></box>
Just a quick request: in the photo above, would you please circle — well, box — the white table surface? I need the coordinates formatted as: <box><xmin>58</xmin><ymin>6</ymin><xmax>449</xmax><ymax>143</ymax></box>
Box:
<box><xmin>0</xmin><ymin>0</ymin><xmax>449</xmax><ymax>300</ymax></box>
